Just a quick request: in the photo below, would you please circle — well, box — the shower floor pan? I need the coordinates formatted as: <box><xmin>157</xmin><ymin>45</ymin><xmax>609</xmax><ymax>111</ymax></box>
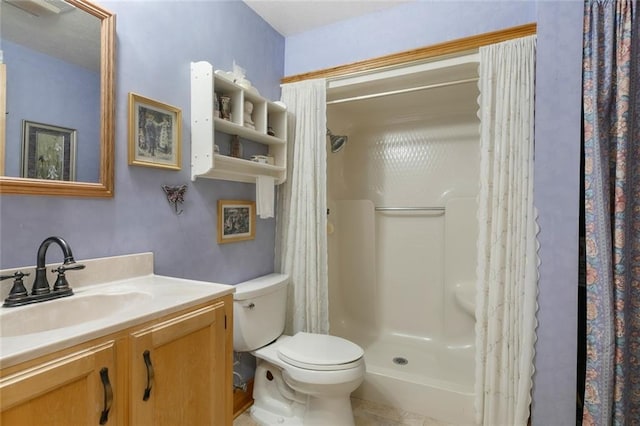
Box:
<box><xmin>353</xmin><ymin>334</ymin><xmax>475</xmax><ymax>425</ymax></box>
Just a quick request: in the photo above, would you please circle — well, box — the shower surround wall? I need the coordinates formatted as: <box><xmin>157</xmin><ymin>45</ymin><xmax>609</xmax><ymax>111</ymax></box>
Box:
<box><xmin>327</xmin><ymin>93</ymin><xmax>480</xmax><ymax>423</ymax></box>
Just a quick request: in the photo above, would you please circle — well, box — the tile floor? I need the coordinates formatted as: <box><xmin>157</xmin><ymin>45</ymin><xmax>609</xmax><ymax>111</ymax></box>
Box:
<box><xmin>234</xmin><ymin>397</ymin><xmax>456</xmax><ymax>426</ymax></box>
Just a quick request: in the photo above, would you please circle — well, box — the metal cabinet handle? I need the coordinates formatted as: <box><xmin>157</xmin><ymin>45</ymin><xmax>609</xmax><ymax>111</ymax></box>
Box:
<box><xmin>99</xmin><ymin>367</ymin><xmax>113</xmax><ymax>425</ymax></box>
<box><xmin>142</xmin><ymin>350</ymin><xmax>155</xmax><ymax>401</ymax></box>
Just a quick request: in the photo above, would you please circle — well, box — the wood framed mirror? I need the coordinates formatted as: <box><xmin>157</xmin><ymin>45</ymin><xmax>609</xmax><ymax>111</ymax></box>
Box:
<box><xmin>0</xmin><ymin>0</ymin><xmax>115</xmax><ymax>197</ymax></box>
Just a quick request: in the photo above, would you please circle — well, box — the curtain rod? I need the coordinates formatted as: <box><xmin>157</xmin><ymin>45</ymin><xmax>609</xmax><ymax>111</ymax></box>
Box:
<box><xmin>375</xmin><ymin>207</ymin><xmax>445</xmax><ymax>212</ymax></box>
<box><xmin>326</xmin><ymin>78</ymin><xmax>478</xmax><ymax>105</ymax></box>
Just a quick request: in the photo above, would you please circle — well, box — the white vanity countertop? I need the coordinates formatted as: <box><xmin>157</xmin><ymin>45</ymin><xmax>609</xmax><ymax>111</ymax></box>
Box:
<box><xmin>0</xmin><ymin>274</ymin><xmax>235</xmax><ymax>369</ymax></box>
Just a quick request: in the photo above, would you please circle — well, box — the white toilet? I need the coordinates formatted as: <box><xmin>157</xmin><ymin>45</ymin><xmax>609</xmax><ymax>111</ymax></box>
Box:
<box><xmin>233</xmin><ymin>273</ymin><xmax>365</xmax><ymax>426</ymax></box>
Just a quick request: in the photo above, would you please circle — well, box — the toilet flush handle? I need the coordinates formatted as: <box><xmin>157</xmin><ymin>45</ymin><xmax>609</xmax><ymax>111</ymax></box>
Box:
<box><xmin>243</xmin><ymin>301</ymin><xmax>255</xmax><ymax>309</ymax></box>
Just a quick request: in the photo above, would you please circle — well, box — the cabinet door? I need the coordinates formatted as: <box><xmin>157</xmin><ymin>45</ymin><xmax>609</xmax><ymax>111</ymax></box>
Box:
<box><xmin>0</xmin><ymin>341</ymin><xmax>117</xmax><ymax>426</ymax></box>
<box><xmin>129</xmin><ymin>302</ymin><xmax>229</xmax><ymax>425</ymax></box>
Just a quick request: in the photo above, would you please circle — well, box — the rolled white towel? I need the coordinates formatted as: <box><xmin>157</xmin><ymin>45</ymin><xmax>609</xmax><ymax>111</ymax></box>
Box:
<box><xmin>256</xmin><ymin>175</ymin><xmax>275</xmax><ymax>219</ymax></box>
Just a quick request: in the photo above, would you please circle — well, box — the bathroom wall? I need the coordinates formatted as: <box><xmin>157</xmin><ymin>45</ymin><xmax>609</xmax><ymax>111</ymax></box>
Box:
<box><xmin>286</xmin><ymin>2</ymin><xmax>583</xmax><ymax>424</ymax></box>
<box><xmin>284</xmin><ymin>1</ymin><xmax>537</xmax><ymax>76</ymax></box>
<box><xmin>0</xmin><ymin>1</ymin><xmax>285</xmax><ymax>287</ymax></box>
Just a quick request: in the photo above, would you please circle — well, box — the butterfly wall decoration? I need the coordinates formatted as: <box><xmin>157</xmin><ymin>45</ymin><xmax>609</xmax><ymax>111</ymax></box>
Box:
<box><xmin>162</xmin><ymin>184</ymin><xmax>187</xmax><ymax>215</ymax></box>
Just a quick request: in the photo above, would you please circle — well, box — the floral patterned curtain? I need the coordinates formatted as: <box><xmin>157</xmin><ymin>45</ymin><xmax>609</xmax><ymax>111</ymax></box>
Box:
<box><xmin>582</xmin><ymin>1</ymin><xmax>640</xmax><ymax>424</ymax></box>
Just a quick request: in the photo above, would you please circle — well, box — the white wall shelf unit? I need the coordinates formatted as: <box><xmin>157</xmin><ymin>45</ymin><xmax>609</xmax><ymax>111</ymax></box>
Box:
<box><xmin>190</xmin><ymin>61</ymin><xmax>288</xmax><ymax>184</ymax></box>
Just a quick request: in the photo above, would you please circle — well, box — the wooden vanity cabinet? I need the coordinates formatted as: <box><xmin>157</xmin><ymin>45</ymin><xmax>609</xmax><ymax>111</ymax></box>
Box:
<box><xmin>129</xmin><ymin>299</ymin><xmax>231</xmax><ymax>425</ymax></box>
<box><xmin>0</xmin><ymin>294</ymin><xmax>233</xmax><ymax>426</ymax></box>
<box><xmin>0</xmin><ymin>340</ymin><xmax>119</xmax><ymax>426</ymax></box>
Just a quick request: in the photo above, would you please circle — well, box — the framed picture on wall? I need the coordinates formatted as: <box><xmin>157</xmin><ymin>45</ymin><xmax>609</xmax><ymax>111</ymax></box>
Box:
<box><xmin>217</xmin><ymin>200</ymin><xmax>256</xmax><ymax>244</ymax></box>
<box><xmin>128</xmin><ymin>92</ymin><xmax>182</xmax><ymax>170</ymax></box>
<box><xmin>21</xmin><ymin>120</ymin><xmax>76</xmax><ymax>181</ymax></box>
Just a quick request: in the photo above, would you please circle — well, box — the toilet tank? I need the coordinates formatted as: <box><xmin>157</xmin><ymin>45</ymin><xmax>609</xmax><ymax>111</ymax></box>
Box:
<box><xmin>233</xmin><ymin>273</ymin><xmax>289</xmax><ymax>352</ymax></box>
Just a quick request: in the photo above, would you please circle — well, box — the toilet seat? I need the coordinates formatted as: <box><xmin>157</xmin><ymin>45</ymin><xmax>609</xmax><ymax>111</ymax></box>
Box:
<box><xmin>277</xmin><ymin>332</ymin><xmax>364</xmax><ymax>371</ymax></box>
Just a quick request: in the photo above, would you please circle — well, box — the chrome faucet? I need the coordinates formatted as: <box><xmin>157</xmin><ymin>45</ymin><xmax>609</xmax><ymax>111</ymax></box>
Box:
<box><xmin>2</xmin><ymin>236</ymin><xmax>85</xmax><ymax>307</ymax></box>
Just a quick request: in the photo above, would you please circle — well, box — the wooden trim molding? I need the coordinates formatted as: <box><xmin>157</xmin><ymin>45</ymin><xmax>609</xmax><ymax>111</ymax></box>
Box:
<box><xmin>281</xmin><ymin>23</ymin><xmax>537</xmax><ymax>84</ymax></box>
<box><xmin>0</xmin><ymin>64</ymin><xmax>6</xmax><ymax>176</ymax></box>
<box><xmin>233</xmin><ymin>378</ymin><xmax>254</xmax><ymax>419</ymax></box>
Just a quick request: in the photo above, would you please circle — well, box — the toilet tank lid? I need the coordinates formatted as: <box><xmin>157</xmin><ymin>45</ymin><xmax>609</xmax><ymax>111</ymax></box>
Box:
<box><xmin>233</xmin><ymin>273</ymin><xmax>289</xmax><ymax>300</ymax></box>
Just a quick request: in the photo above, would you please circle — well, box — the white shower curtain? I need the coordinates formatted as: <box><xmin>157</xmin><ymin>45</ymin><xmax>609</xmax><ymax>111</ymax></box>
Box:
<box><xmin>475</xmin><ymin>35</ymin><xmax>538</xmax><ymax>426</ymax></box>
<box><xmin>276</xmin><ymin>79</ymin><xmax>329</xmax><ymax>335</ymax></box>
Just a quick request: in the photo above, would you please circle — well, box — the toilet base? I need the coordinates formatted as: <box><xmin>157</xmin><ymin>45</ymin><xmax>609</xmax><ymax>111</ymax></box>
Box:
<box><xmin>250</xmin><ymin>397</ymin><xmax>355</xmax><ymax>426</ymax></box>
<box><xmin>250</xmin><ymin>405</ymin><xmax>303</xmax><ymax>426</ymax></box>
<box><xmin>304</xmin><ymin>395</ymin><xmax>355</xmax><ymax>426</ymax></box>
<box><xmin>251</xmin><ymin>359</ymin><xmax>356</xmax><ymax>426</ymax></box>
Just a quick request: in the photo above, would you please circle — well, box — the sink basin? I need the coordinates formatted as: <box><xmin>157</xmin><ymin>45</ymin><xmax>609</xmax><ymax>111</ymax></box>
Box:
<box><xmin>0</xmin><ymin>271</ymin><xmax>234</xmax><ymax>369</ymax></box>
<box><xmin>0</xmin><ymin>291</ymin><xmax>152</xmax><ymax>337</ymax></box>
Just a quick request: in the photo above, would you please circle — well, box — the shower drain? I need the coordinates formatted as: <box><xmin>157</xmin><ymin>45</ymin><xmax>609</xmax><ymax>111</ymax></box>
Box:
<box><xmin>392</xmin><ymin>356</ymin><xmax>408</xmax><ymax>366</ymax></box>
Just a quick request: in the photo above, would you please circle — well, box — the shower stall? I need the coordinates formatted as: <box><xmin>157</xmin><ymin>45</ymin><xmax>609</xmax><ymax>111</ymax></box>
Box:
<box><xmin>326</xmin><ymin>54</ymin><xmax>480</xmax><ymax>424</ymax></box>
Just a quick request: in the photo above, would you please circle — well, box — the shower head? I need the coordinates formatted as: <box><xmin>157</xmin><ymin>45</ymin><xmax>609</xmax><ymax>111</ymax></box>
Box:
<box><xmin>326</xmin><ymin>128</ymin><xmax>348</xmax><ymax>153</ymax></box>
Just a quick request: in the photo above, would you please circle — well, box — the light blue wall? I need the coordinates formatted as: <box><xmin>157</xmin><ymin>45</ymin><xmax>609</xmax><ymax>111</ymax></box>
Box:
<box><xmin>283</xmin><ymin>2</ymin><xmax>582</xmax><ymax>425</ymax></box>
<box><xmin>532</xmin><ymin>3</ymin><xmax>583</xmax><ymax>424</ymax></box>
<box><xmin>0</xmin><ymin>1</ymin><xmax>285</xmax><ymax>287</ymax></box>
<box><xmin>3</xmin><ymin>40</ymin><xmax>100</xmax><ymax>182</ymax></box>
<box><xmin>284</xmin><ymin>1</ymin><xmax>537</xmax><ymax>76</ymax></box>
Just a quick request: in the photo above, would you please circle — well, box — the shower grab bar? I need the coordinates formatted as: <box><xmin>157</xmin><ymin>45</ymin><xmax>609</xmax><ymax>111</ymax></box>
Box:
<box><xmin>375</xmin><ymin>207</ymin><xmax>445</xmax><ymax>212</ymax></box>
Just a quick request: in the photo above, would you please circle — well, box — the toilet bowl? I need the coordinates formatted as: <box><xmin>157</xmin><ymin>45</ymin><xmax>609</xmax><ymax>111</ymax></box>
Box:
<box><xmin>233</xmin><ymin>274</ymin><xmax>365</xmax><ymax>425</ymax></box>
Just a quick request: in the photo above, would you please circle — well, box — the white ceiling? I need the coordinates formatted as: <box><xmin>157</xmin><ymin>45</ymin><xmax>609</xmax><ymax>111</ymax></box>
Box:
<box><xmin>243</xmin><ymin>0</ymin><xmax>412</xmax><ymax>37</ymax></box>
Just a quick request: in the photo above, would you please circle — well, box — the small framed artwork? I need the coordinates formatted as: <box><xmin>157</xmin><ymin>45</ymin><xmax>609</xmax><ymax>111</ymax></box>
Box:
<box><xmin>217</xmin><ymin>200</ymin><xmax>256</xmax><ymax>244</ymax></box>
<box><xmin>21</xmin><ymin>120</ymin><xmax>76</xmax><ymax>181</ymax></box>
<box><xmin>128</xmin><ymin>92</ymin><xmax>182</xmax><ymax>170</ymax></box>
